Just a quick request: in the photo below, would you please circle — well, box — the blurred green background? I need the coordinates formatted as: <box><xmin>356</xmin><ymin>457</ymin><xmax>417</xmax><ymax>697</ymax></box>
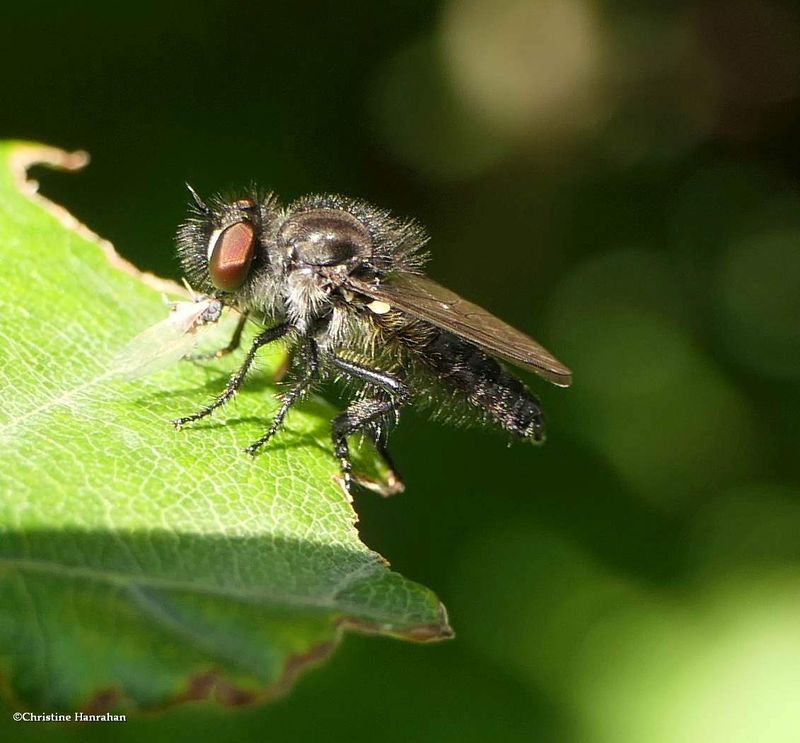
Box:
<box><xmin>4</xmin><ymin>0</ymin><xmax>800</xmax><ymax>740</ymax></box>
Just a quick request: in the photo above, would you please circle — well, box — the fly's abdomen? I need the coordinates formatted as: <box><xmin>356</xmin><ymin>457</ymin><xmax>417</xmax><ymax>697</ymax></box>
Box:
<box><xmin>420</xmin><ymin>330</ymin><xmax>545</xmax><ymax>441</ymax></box>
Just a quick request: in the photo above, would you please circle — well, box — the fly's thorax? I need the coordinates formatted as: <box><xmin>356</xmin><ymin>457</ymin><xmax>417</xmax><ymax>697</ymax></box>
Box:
<box><xmin>274</xmin><ymin>207</ymin><xmax>376</xmax><ymax>331</ymax></box>
<box><xmin>325</xmin><ymin>302</ymin><xmax>389</xmax><ymax>354</ymax></box>
<box><xmin>282</xmin><ymin>268</ymin><xmax>333</xmax><ymax>331</ymax></box>
<box><xmin>277</xmin><ymin>208</ymin><xmax>373</xmax><ymax>271</ymax></box>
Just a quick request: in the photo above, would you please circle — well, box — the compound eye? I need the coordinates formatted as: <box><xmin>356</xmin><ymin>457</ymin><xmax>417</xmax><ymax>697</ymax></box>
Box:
<box><xmin>208</xmin><ymin>221</ymin><xmax>256</xmax><ymax>291</ymax></box>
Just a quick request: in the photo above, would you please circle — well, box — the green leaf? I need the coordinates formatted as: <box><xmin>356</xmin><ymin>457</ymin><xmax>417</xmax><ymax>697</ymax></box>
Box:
<box><xmin>0</xmin><ymin>143</ymin><xmax>451</xmax><ymax>712</ymax></box>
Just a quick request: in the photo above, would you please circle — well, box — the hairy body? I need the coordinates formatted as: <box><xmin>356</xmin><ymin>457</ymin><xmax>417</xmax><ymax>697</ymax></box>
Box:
<box><xmin>173</xmin><ymin>188</ymin><xmax>571</xmax><ymax>493</ymax></box>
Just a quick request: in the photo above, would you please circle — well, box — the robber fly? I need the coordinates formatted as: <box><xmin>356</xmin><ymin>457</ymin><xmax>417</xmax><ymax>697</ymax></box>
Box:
<box><xmin>170</xmin><ymin>185</ymin><xmax>572</xmax><ymax>493</ymax></box>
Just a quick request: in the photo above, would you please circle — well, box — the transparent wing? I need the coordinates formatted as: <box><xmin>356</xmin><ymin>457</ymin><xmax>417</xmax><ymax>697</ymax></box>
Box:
<box><xmin>346</xmin><ymin>273</ymin><xmax>572</xmax><ymax>387</ymax></box>
<box><xmin>110</xmin><ymin>298</ymin><xmax>223</xmax><ymax>379</ymax></box>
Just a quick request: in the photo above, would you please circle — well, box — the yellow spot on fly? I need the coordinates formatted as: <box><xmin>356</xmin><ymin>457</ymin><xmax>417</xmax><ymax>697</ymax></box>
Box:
<box><xmin>367</xmin><ymin>300</ymin><xmax>391</xmax><ymax>315</ymax></box>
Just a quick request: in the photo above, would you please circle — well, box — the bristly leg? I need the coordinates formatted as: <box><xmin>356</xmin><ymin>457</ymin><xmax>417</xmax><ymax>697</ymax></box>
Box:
<box><xmin>185</xmin><ymin>311</ymin><xmax>249</xmax><ymax>361</ymax></box>
<box><xmin>172</xmin><ymin>322</ymin><xmax>290</xmax><ymax>428</ymax></box>
<box><xmin>245</xmin><ymin>340</ymin><xmax>320</xmax><ymax>455</ymax></box>
<box><xmin>329</xmin><ymin>355</ymin><xmax>410</xmax><ymax>493</ymax></box>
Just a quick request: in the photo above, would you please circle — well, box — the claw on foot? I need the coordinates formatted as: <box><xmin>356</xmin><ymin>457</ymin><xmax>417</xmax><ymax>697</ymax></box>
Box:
<box><xmin>333</xmin><ymin>474</ymin><xmax>353</xmax><ymax>502</ymax></box>
<box><xmin>244</xmin><ymin>437</ymin><xmax>270</xmax><ymax>456</ymax></box>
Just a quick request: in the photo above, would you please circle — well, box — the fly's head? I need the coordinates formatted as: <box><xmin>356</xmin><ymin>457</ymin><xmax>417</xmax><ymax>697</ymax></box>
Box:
<box><xmin>175</xmin><ymin>185</ymin><xmax>282</xmax><ymax>312</ymax></box>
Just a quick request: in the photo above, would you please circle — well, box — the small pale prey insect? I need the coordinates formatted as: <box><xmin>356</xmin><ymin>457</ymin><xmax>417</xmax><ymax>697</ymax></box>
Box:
<box><xmin>170</xmin><ymin>186</ymin><xmax>572</xmax><ymax>493</ymax></box>
<box><xmin>112</xmin><ymin>290</ymin><xmax>222</xmax><ymax>378</ymax></box>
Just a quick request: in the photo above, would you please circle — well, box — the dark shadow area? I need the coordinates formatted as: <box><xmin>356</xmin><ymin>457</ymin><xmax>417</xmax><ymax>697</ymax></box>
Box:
<box><xmin>0</xmin><ymin>527</ymin><xmax>450</xmax><ymax>710</ymax></box>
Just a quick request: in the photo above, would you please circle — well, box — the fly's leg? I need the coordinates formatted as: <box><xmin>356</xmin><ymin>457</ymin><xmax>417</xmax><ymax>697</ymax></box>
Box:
<box><xmin>329</xmin><ymin>355</ymin><xmax>410</xmax><ymax>493</ymax></box>
<box><xmin>369</xmin><ymin>432</ymin><xmax>406</xmax><ymax>493</ymax></box>
<box><xmin>185</xmin><ymin>311</ymin><xmax>249</xmax><ymax>361</ymax></box>
<box><xmin>245</xmin><ymin>340</ymin><xmax>320</xmax><ymax>455</ymax></box>
<box><xmin>172</xmin><ymin>322</ymin><xmax>290</xmax><ymax>428</ymax></box>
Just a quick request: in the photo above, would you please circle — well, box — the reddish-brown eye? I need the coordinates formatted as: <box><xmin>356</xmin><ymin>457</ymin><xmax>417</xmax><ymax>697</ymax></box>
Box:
<box><xmin>208</xmin><ymin>221</ymin><xmax>256</xmax><ymax>291</ymax></box>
